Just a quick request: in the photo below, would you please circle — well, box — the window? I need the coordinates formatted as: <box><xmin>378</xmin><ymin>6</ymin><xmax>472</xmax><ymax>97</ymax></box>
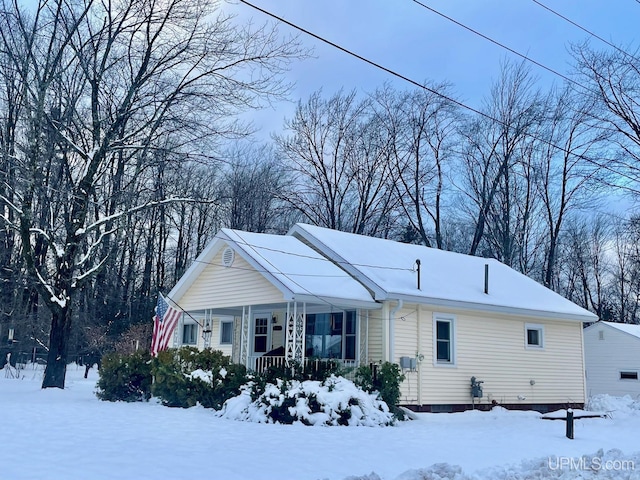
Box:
<box><xmin>183</xmin><ymin>323</ymin><xmax>198</xmax><ymax>345</ymax></box>
<box><xmin>345</xmin><ymin>311</ymin><xmax>357</xmax><ymax>360</ymax></box>
<box><xmin>220</xmin><ymin>320</ymin><xmax>233</xmax><ymax>345</ymax></box>
<box><xmin>525</xmin><ymin>324</ymin><xmax>544</xmax><ymax>349</ymax></box>
<box><xmin>433</xmin><ymin>315</ymin><xmax>455</xmax><ymax>365</ymax></box>
<box><xmin>620</xmin><ymin>371</ymin><xmax>639</xmax><ymax>380</ymax></box>
<box><xmin>305</xmin><ymin>311</ymin><xmax>357</xmax><ymax>360</ymax></box>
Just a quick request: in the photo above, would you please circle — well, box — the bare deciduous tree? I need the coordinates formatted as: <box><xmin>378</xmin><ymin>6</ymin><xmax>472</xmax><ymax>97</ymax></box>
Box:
<box><xmin>374</xmin><ymin>83</ymin><xmax>459</xmax><ymax>248</ymax></box>
<box><xmin>0</xmin><ymin>0</ymin><xmax>301</xmax><ymax>388</ymax></box>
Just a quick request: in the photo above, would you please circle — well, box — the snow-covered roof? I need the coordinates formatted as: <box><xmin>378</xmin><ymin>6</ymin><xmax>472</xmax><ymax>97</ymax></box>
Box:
<box><xmin>219</xmin><ymin>229</ymin><xmax>377</xmax><ymax>306</ymax></box>
<box><xmin>289</xmin><ymin>223</ymin><xmax>597</xmax><ymax>322</ymax></box>
<box><xmin>596</xmin><ymin>321</ymin><xmax>640</xmax><ymax>340</ymax></box>
<box><xmin>169</xmin><ymin>228</ymin><xmax>378</xmax><ymax>308</ymax></box>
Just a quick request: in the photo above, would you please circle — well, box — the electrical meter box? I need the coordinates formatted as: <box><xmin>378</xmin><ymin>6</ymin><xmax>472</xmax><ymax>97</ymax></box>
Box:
<box><xmin>399</xmin><ymin>356</ymin><xmax>416</xmax><ymax>370</ymax></box>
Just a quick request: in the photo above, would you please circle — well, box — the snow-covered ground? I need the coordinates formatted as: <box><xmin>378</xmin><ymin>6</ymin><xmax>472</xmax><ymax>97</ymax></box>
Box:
<box><xmin>2</xmin><ymin>365</ymin><xmax>640</xmax><ymax>480</ymax></box>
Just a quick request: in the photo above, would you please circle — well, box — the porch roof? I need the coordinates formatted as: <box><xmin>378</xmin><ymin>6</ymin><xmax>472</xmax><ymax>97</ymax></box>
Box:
<box><xmin>219</xmin><ymin>229</ymin><xmax>378</xmax><ymax>308</ymax></box>
<box><xmin>168</xmin><ymin>228</ymin><xmax>380</xmax><ymax>310</ymax></box>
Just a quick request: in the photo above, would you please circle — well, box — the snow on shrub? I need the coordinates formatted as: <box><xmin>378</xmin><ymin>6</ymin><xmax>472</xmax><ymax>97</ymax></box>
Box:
<box><xmin>217</xmin><ymin>375</ymin><xmax>396</xmax><ymax>426</ymax></box>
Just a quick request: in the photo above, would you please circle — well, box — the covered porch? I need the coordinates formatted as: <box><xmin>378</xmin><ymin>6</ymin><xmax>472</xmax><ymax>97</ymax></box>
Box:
<box><xmin>195</xmin><ymin>300</ymin><xmax>379</xmax><ymax>374</ymax></box>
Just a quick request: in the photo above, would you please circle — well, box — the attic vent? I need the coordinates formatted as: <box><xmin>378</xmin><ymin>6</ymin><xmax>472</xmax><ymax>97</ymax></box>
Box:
<box><xmin>222</xmin><ymin>247</ymin><xmax>235</xmax><ymax>267</ymax></box>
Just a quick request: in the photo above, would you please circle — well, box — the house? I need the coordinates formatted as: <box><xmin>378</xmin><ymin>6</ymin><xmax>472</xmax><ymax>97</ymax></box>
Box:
<box><xmin>583</xmin><ymin>321</ymin><xmax>640</xmax><ymax>398</ymax></box>
<box><xmin>166</xmin><ymin>224</ymin><xmax>597</xmax><ymax>412</ymax></box>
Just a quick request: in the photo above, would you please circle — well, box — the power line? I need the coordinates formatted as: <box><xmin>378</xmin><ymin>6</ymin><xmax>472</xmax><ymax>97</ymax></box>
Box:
<box><xmin>408</xmin><ymin>0</ymin><xmax>640</xmax><ymax>132</ymax></box>
<box><xmin>224</xmin><ymin>237</ymin><xmax>415</xmax><ymax>272</ymax></box>
<box><xmin>409</xmin><ymin>0</ymin><xmax>595</xmax><ymax>96</ymax></box>
<box><xmin>532</xmin><ymin>0</ymin><xmax>640</xmax><ymax>63</ymax></box>
<box><xmin>230</xmin><ymin>230</ymin><xmax>341</xmax><ymax>310</ymax></box>
<box><xmin>237</xmin><ymin>0</ymin><xmax>640</xmax><ymax>195</ymax></box>
<box><xmin>191</xmin><ymin>257</ymin><xmax>354</xmax><ymax>278</ymax></box>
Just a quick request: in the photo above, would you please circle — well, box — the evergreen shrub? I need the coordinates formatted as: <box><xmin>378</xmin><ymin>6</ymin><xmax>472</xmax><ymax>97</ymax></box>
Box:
<box><xmin>96</xmin><ymin>350</ymin><xmax>152</xmax><ymax>402</ymax></box>
<box><xmin>96</xmin><ymin>347</ymin><xmax>247</xmax><ymax>408</ymax></box>
<box><xmin>151</xmin><ymin>347</ymin><xmax>247</xmax><ymax>409</ymax></box>
<box><xmin>355</xmin><ymin>361</ymin><xmax>406</xmax><ymax>419</ymax></box>
<box><xmin>251</xmin><ymin>358</ymin><xmax>346</xmax><ymax>399</ymax></box>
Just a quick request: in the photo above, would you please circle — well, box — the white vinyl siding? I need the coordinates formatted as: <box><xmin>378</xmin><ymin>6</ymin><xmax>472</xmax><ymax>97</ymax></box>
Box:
<box><xmin>366</xmin><ymin>308</ymin><xmax>384</xmax><ymax>364</ymax></box>
<box><xmin>178</xmin><ymin>248</ymin><xmax>285</xmax><ymax>311</ymax></box>
<box><xmin>393</xmin><ymin>305</ymin><xmax>421</xmax><ymax>404</ymax></box>
<box><xmin>584</xmin><ymin>324</ymin><xmax>640</xmax><ymax>397</ymax></box>
<box><xmin>392</xmin><ymin>303</ymin><xmax>586</xmax><ymax>406</ymax></box>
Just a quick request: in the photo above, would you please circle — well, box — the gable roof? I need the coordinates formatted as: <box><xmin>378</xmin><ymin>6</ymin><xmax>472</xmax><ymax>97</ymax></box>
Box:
<box><xmin>289</xmin><ymin>223</ymin><xmax>598</xmax><ymax>322</ymax></box>
<box><xmin>587</xmin><ymin>321</ymin><xmax>640</xmax><ymax>340</ymax></box>
<box><xmin>168</xmin><ymin>228</ymin><xmax>379</xmax><ymax>309</ymax></box>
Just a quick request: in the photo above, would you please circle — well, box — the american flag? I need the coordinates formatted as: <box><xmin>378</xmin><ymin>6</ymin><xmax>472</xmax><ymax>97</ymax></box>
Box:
<box><xmin>151</xmin><ymin>294</ymin><xmax>181</xmax><ymax>357</ymax></box>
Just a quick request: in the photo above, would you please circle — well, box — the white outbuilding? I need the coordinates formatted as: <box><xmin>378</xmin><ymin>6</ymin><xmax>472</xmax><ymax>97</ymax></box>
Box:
<box><xmin>584</xmin><ymin>321</ymin><xmax>640</xmax><ymax>398</ymax></box>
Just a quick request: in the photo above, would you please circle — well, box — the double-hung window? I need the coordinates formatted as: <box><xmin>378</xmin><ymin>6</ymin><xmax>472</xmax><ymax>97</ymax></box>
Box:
<box><xmin>220</xmin><ymin>319</ymin><xmax>233</xmax><ymax>345</ymax></box>
<box><xmin>433</xmin><ymin>314</ymin><xmax>455</xmax><ymax>366</ymax></box>
<box><xmin>183</xmin><ymin>323</ymin><xmax>198</xmax><ymax>345</ymax></box>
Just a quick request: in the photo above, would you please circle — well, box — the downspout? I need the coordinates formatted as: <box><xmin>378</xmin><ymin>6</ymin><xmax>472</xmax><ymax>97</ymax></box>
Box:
<box><xmin>579</xmin><ymin>323</ymin><xmax>587</xmax><ymax>406</ymax></box>
<box><xmin>389</xmin><ymin>299</ymin><xmax>403</xmax><ymax>363</ymax></box>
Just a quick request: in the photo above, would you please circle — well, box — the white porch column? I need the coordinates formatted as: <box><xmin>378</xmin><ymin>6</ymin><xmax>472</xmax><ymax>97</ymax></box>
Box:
<box><xmin>240</xmin><ymin>306</ymin><xmax>252</xmax><ymax>368</ymax></box>
<box><xmin>285</xmin><ymin>302</ymin><xmax>306</xmax><ymax>365</ymax></box>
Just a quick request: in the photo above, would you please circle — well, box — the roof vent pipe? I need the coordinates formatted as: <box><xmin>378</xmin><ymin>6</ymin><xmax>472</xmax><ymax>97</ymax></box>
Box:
<box><xmin>416</xmin><ymin>259</ymin><xmax>421</xmax><ymax>290</ymax></box>
<box><xmin>484</xmin><ymin>263</ymin><xmax>489</xmax><ymax>294</ymax></box>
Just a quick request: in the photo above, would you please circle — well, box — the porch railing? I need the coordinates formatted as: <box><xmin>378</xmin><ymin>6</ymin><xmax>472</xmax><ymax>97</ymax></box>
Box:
<box><xmin>249</xmin><ymin>356</ymin><xmax>359</xmax><ymax>380</ymax></box>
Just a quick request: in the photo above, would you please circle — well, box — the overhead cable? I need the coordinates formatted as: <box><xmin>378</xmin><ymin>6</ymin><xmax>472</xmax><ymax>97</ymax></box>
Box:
<box><xmin>237</xmin><ymin>0</ymin><xmax>640</xmax><ymax>194</ymax></box>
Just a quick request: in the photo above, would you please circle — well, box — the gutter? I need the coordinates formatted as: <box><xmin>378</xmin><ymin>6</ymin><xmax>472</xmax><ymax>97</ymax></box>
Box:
<box><xmin>388</xmin><ymin>293</ymin><xmax>597</xmax><ymax>323</ymax></box>
<box><xmin>388</xmin><ymin>299</ymin><xmax>403</xmax><ymax>363</ymax></box>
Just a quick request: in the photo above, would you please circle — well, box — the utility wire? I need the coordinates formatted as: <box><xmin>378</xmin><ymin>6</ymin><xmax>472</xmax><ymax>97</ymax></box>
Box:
<box><xmin>408</xmin><ymin>1</ymin><xmax>640</xmax><ymax>132</ymax></box>
<box><xmin>231</xmin><ymin>230</ymin><xmax>342</xmax><ymax>310</ymax></box>
<box><xmin>532</xmin><ymin>0</ymin><xmax>640</xmax><ymax>63</ymax></box>
<box><xmin>220</xmin><ymin>237</ymin><xmax>415</xmax><ymax>272</ymax></box>
<box><xmin>409</xmin><ymin>0</ymin><xmax>595</xmax><ymax>96</ymax></box>
<box><xmin>237</xmin><ymin>0</ymin><xmax>640</xmax><ymax>195</ymax></box>
<box><xmin>191</xmin><ymin>258</ymin><xmax>355</xmax><ymax>278</ymax></box>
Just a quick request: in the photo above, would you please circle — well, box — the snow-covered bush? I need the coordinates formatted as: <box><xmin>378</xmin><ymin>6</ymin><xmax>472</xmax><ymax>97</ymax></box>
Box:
<box><xmin>151</xmin><ymin>347</ymin><xmax>247</xmax><ymax>409</ymax></box>
<box><xmin>96</xmin><ymin>347</ymin><xmax>247</xmax><ymax>407</ymax></box>
<box><xmin>218</xmin><ymin>375</ymin><xmax>396</xmax><ymax>426</ymax></box>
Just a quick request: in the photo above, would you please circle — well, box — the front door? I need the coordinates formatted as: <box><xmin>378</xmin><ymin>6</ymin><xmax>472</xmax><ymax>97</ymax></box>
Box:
<box><xmin>253</xmin><ymin>313</ymin><xmax>271</xmax><ymax>355</ymax></box>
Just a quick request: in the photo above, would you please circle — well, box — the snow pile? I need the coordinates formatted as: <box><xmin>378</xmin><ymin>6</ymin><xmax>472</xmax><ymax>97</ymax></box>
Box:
<box><xmin>382</xmin><ymin>449</ymin><xmax>640</xmax><ymax>480</ymax></box>
<box><xmin>218</xmin><ymin>375</ymin><xmax>395</xmax><ymax>426</ymax></box>
<box><xmin>587</xmin><ymin>394</ymin><xmax>640</xmax><ymax>417</ymax></box>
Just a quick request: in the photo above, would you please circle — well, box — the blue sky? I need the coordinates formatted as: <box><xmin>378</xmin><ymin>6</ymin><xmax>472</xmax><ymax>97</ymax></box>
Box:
<box><xmin>224</xmin><ymin>0</ymin><xmax>639</xmax><ymax>138</ymax></box>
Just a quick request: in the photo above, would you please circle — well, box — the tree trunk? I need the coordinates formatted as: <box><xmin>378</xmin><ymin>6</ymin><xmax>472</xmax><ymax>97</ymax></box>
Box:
<box><xmin>42</xmin><ymin>307</ymin><xmax>71</xmax><ymax>389</ymax></box>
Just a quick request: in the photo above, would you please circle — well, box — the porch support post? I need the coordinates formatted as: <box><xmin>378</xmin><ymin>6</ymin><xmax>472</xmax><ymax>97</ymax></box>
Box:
<box><xmin>285</xmin><ymin>302</ymin><xmax>295</xmax><ymax>366</ymax></box>
<box><xmin>295</xmin><ymin>302</ymin><xmax>305</xmax><ymax>364</ymax></box>
<box><xmin>240</xmin><ymin>306</ymin><xmax>251</xmax><ymax>369</ymax></box>
<box><xmin>285</xmin><ymin>302</ymin><xmax>306</xmax><ymax>367</ymax></box>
